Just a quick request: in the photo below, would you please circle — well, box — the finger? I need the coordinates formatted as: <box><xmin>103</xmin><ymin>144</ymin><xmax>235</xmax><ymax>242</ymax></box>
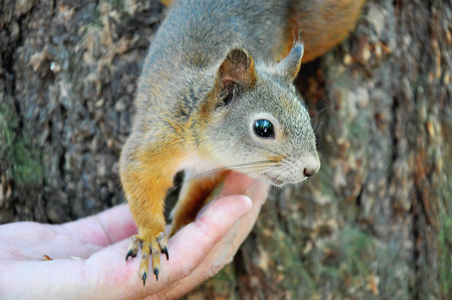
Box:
<box><xmin>220</xmin><ymin>171</ymin><xmax>269</xmax><ymax>249</ymax></box>
<box><xmin>216</xmin><ymin>171</ymin><xmax>269</xmax><ymax>260</ymax></box>
<box><xmin>219</xmin><ymin>171</ymin><xmax>269</xmax><ymax>207</ymax></box>
<box><xmin>56</xmin><ymin>204</ymin><xmax>137</xmax><ymax>247</ymax></box>
<box><xmin>160</xmin><ymin>219</ymin><xmax>244</xmax><ymax>299</ymax></box>
<box><xmin>161</xmin><ymin>173</ymin><xmax>269</xmax><ymax>299</ymax></box>
<box><xmin>218</xmin><ymin>171</ymin><xmax>263</xmax><ymax>199</ymax></box>
<box><xmin>157</xmin><ymin>194</ymin><xmax>252</xmax><ymax>282</ymax></box>
<box><xmin>197</xmin><ymin>171</ymin><xmax>269</xmax><ymax>262</ymax></box>
<box><xmin>222</xmin><ymin>178</ymin><xmax>269</xmax><ymax>260</ymax></box>
<box><xmin>87</xmin><ymin>195</ymin><xmax>251</xmax><ymax>299</ymax></box>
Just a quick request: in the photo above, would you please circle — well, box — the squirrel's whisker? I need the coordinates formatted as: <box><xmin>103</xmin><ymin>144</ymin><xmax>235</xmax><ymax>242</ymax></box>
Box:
<box><xmin>310</xmin><ymin>104</ymin><xmax>337</xmax><ymax>123</ymax></box>
<box><xmin>308</xmin><ymin>89</ymin><xmax>334</xmax><ymax>114</ymax></box>
<box><xmin>208</xmin><ymin>135</ymin><xmax>287</xmax><ymax>159</ymax></box>
<box><xmin>169</xmin><ymin>161</ymin><xmax>281</xmax><ymax>193</ymax></box>
<box><xmin>251</xmin><ymin>143</ymin><xmax>286</xmax><ymax>157</ymax></box>
<box><xmin>240</xmin><ymin>178</ymin><xmax>262</xmax><ymax>195</ymax></box>
<box><xmin>268</xmin><ymin>139</ymin><xmax>291</xmax><ymax>158</ymax></box>
<box><xmin>172</xmin><ymin>166</ymin><xmax>278</xmax><ymax>204</ymax></box>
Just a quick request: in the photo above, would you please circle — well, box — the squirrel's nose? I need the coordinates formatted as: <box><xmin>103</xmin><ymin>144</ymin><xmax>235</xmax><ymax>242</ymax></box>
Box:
<box><xmin>303</xmin><ymin>154</ymin><xmax>320</xmax><ymax>177</ymax></box>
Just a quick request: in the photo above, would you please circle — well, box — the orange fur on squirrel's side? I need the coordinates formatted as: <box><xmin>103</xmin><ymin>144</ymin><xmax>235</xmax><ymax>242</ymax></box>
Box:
<box><xmin>120</xmin><ymin>137</ymin><xmax>187</xmax><ymax>281</ymax></box>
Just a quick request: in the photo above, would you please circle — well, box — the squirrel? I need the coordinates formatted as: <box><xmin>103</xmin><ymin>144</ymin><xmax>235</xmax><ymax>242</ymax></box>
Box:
<box><xmin>119</xmin><ymin>0</ymin><xmax>366</xmax><ymax>285</ymax></box>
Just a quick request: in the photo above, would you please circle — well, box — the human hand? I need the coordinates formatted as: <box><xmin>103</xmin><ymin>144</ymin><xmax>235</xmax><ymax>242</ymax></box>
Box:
<box><xmin>0</xmin><ymin>172</ymin><xmax>269</xmax><ymax>299</ymax></box>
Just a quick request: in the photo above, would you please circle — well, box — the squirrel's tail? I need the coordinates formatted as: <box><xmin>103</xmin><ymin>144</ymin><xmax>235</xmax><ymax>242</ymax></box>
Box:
<box><xmin>284</xmin><ymin>0</ymin><xmax>367</xmax><ymax>63</ymax></box>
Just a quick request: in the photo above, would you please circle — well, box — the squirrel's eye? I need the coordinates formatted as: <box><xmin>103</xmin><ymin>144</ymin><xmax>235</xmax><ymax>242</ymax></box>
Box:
<box><xmin>254</xmin><ymin>119</ymin><xmax>274</xmax><ymax>138</ymax></box>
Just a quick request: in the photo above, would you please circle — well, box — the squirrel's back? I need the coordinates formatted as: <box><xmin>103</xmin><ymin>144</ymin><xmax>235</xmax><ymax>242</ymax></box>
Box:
<box><xmin>136</xmin><ymin>0</ymin><xmax>289</xmax><ymax>116</ymax></box>
<box><xmin>136</xmin><ymin>0</ymin><xmax>365</xmax><ymax>111</ymax></box>
<box><xmin>146</xmin><ymin>0</ymin><xmax>288</xmax><ymax>69</ymax></box>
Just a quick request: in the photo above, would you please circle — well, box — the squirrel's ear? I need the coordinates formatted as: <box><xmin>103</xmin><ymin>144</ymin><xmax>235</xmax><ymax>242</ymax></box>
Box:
<box><xmin>277</xmin><ymin>43</ymin><xmax>304</xmax><ymax>81</ymax></box>
<box><xmin>218</xmin><ymin>48</ymin><xmax>257</xmax><ymax>90</ymax></box>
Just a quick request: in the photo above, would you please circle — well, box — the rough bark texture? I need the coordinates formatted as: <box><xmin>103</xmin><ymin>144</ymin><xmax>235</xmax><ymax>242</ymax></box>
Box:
<box><xmin>1</xmin><ymin>0</ymin><xmax>451</xmax><ymax>299</ymax></box>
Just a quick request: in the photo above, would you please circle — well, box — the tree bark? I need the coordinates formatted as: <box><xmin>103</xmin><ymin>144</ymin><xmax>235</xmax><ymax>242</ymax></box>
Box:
<box><xmin>1</xmin><ymin>0</ymin><xmax>451</xmax><ymax>299</ymax></box>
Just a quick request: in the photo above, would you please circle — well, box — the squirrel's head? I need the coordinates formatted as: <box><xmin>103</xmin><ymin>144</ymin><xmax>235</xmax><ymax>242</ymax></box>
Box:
<box><xmin>199</xmin><ymin>43</ymin><xmax>320</xmax><ymax>186</ymax></box>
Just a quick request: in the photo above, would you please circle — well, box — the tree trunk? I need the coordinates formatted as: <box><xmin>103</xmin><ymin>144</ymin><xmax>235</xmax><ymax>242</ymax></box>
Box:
<box><xmin>1</xmin><ymin>0</ymin><xmax>450</xmax><ymax>299</ymax></box>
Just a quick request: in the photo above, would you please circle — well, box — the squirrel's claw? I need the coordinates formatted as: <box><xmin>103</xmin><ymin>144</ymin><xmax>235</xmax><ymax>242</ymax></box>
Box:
<box><xmin>126</xmin><ymin>235</ymin><xmax>141</xmax><ymax>261</ymax></box>
<box><xmin>157</xmin><ymin>232</ymin><xmax>169</xmax><ymax>261</ymax></box>
<box><xmin>126</xmin><ymin>232</ymin><xmax>168</xmax><ymax>285</ymax></box>
<box><xmin>154</xmin><ymin>268</ymin><xmax>159</xmax><ymax>281</ymax></box>
<box><xmin>150</xmin><ymin>241</ymin><xmax>161</xmax><ymax>282</ymax></box>
<box><xmin>126</xmin><ymin>249</ymin><xmax>136</xmax><ymax>261</ymax></box>
<box><xmin>141</xmin><ymin>272</ymin><xmax>147</xmax><ymax>286</ymax></box>
<box><xmin>161</xmin><ymin>246</ymin><xmax>169</xmax><ymax>261</ymax></box>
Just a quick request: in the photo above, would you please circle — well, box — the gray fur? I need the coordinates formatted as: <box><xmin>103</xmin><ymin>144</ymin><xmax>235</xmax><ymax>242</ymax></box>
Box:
<box><xmin>122</xmin><ymin>0</ymin><xmax>320</xmax><ymax>185</ymax></box>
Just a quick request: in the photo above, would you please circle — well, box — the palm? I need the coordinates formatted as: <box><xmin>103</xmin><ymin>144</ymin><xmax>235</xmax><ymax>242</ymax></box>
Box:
<box><xmin>0</xmin><ymin>211</ymin><xmax>132</xmax><ymax>262</ymax></box>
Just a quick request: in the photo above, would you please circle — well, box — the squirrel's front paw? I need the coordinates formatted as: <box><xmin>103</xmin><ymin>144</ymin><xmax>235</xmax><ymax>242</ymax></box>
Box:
<box><xmin>126</xmin><ymin>232</ymin><xmax>169</xmax><ymax>285</ymax></box>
